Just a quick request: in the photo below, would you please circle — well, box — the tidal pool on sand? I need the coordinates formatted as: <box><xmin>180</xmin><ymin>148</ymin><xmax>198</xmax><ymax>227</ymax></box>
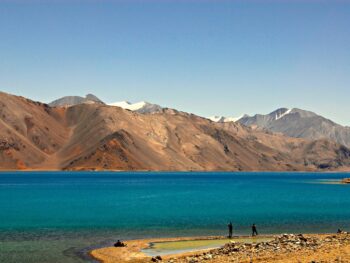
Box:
<box><xmin>143</xmin><ymin>237</ymin><xmax>273</xmax><ymax>256</ymax></box>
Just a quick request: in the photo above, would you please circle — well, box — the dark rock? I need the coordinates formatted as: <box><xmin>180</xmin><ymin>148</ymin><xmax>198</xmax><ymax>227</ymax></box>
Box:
<box><xmin>151</xmin><ymin>255</ymin><xmax>162</xmax><ymax>262</ymax></box>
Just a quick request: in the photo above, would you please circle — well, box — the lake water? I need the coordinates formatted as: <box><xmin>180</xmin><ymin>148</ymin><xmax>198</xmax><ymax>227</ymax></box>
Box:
<box><xmin>0</xmin><ymin>171</ymin><xmax>350</xmax><ymax>262</ymax></box>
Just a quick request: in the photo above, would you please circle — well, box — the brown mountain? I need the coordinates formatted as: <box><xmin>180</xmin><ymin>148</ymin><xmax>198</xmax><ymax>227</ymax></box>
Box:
<box><xmin>48</xmin><ymin>94</ymin><xmax>105</xmax><ymax>107</ymax></box>
<box><xmin>1</xmin><ymin>91</ymin><xmax>350</xmax><ymax>171</ymax></box>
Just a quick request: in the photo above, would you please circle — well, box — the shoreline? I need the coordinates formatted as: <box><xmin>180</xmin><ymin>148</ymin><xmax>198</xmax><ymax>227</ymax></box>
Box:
<box><xmin>1</xmin><ymin>169</ymin><xmax>350</xmax><ymax>173</ymax></box>
<box><xmin>90</xmin><ymin>233</ymin><xmax>350</xmax><ymax>263</ymax></box>
<box><xmin>89</xmin><ymin>235</ymin><xmax>238</xmax><ymax>263</ymax></box>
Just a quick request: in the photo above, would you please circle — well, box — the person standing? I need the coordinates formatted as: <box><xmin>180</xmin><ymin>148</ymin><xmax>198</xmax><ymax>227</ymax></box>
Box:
<box><xmin>228</xmin><ymin>222</ymin><xmax>233</xmax><ymax>238</ymax></box>
<box><xmin>252</xmin><ymin>224</ymin><xmax>258</xmax><ymax>236</ymax></box>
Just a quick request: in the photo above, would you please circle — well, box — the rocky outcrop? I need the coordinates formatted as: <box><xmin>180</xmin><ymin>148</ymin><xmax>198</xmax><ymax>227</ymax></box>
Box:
<box><xmin>165</xmin><ymin>234</ymin><xmax>350</xmax><ymax>263</ymax></box>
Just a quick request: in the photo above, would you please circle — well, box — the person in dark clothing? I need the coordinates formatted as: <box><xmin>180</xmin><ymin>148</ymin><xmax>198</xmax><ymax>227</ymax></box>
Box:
<box><xmin>252</xmin><ymin>224</ymin><xmax>258</xmax><ymax>236</ymax></box>
<box><xmin>114</xmin><ymin>240</ymin><xmax>126</xmax><ymax>247</ymax></box>
<box><xmin>228</xmin><ymin>222</ymin><xmax>233</xmax><ymax>238</ymax></box>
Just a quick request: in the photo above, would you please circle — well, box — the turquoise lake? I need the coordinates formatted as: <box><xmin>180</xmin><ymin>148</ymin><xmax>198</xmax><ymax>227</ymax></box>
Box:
<box><xmin>0</xmin><ymin>171</ymin><xmax>350</xmax><ymax>262</ymax></box>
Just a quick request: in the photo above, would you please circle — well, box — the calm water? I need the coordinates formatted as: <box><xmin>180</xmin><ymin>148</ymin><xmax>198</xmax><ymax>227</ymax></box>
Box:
<box><xmin>0</xmin><ymin>172</ymin><xmax>350</xmax><ymax>262</ymax></box>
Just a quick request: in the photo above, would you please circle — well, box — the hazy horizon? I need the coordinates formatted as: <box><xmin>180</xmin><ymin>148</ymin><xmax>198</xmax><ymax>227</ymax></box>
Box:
<box><xmin>1</xmin><ymin>1</ymin><xmax>349</xmax><ymax>125</ymax></box>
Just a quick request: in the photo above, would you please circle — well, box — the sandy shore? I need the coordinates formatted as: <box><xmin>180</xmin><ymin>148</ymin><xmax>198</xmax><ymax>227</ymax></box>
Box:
<box><xmin>90</xmin><ymin>233</ymin><xmax>350</xmax><ymax>263</ymax></box>
<box><xmin>90</xmin><ymin>236</ymin><xmax>227</xmax><ymax>263</ymax></box>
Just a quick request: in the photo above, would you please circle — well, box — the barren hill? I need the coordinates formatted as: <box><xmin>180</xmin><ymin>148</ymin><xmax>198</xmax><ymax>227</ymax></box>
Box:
<box><xmin>1</xmin><ymin>92</ymin><xmax>350</xmax><ymax>171</ymax></box>
<box><xmin>48</xmin><ymin>94</ymin><xmax>104</xmax><ymax>107</ymax></box>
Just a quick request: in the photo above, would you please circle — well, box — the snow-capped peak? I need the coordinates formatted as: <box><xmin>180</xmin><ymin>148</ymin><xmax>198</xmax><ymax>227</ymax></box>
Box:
<box><xmin>209</xmin><ymin>116</ymin><xmax>226</xmax><ymax>122</ymax></box>
<box><xmin>209</xmin><ymin>115</ymin><xmax>244</xmax><ymax>123</ymax></box>
<box><xmin>108</xmin><ymin>100</ymin><xmax>162</xmax><ymax>114</ymax></box>
<box><xmin>230</xmin><ymin>115</ymin><xmax>245</xmax><ymax>122</ymax></box>
<box><xmin>109</xmin><ymin>101</ymin><xmax>131</xmax><ymax>108</ymax></box>
<box><xmin>109</xmin><ymin>101</ymin><xmax>148</xmax><ymax>111</ymax></box>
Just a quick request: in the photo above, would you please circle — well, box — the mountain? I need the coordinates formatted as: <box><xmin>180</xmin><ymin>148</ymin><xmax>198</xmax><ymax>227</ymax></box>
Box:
<box><xmin>209</xmin><ymin>115</ymin><xmax>245</xmax><ymax>123</ymax></box>
<box><xmin>238</xmin><ymin>108</ymin><xmax>350</xmax><ymax>147</ymax></box>
<box><xmin>49</xmin><ymin>94</ymin><xmax>104</xmax><ymax>107</ymax></box>
<box><xmin>109</xmin><ymin>101</ymin><xmax>162</xmax><ymax>114</ymax></box>
<box><xmin>1</xmin><ymin>91</ymin><xmax>350</xmax><ymax>171</ymax></box>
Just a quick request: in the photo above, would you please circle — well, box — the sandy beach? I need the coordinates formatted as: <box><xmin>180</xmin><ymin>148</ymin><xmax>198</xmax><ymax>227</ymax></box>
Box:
<box><xmin>90</xmin><ymin>233</ymin><xmax>350</xmax><ymax>263</ymax></box>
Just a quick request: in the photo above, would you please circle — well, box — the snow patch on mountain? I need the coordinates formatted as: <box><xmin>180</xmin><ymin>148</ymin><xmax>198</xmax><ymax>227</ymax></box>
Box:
<box><xmin>275</xmin><ymin>108</ymin><xmax>292</xmax><ymax>120</ymax></box>
<box><xmin>110</xmin><ymin>101</ymin><xmax>145</xmax><ymax>111</ymax></box>
<box><xmin>209</xmin><ymin>115</ymin><xmax>244</xmax><ymax>123</ymax></box>
<box><xmin>109</xmin><ymin>101</ymin><xmax>162</xmax><ymax>114</ymax></box>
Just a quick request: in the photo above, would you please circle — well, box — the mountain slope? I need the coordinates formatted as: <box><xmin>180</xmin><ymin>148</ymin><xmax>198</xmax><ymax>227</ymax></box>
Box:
<box><xmin>49</xmin><ymin>94</ymin><xmax>104</xmax><ymax>107</ymax></box>
<box><xmin>0</xmin><ymin>92</ymin><xmax>70</xmax><ymax>169</ymax></box>
<box><xmin>1</xmin><ymin>92</ymin><xmax>350</xmax><ymax>171</ymax></box>
<box><xmin>238</xmin><ymin>108</ymin><xmax>350</xmax><ymax>148</ymax></box>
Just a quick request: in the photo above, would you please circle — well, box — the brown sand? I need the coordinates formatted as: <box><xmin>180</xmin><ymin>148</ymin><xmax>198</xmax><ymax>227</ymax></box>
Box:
<box><xmin>90</xmin><ymin>234</ymin><xmax>350</xmax><ymax>263</ymax></box>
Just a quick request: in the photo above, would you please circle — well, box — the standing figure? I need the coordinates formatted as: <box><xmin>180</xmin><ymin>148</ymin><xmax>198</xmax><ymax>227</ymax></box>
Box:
<box><xmin>228</xmin><ymin>222</ymin><xmax>233</xmax><ymax>238</ymax></box>
<box><xmin>252</xmin><ymin>224</ymin><xmax>258</xmax><ymax>236</ymax></box>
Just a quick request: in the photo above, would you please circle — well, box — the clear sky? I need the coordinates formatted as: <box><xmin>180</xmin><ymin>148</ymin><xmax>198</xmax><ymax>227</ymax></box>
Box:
<box><xmin>0</xmin><ymin>1</ymin><xmax>349</xmax><ymax>125</ymax></box>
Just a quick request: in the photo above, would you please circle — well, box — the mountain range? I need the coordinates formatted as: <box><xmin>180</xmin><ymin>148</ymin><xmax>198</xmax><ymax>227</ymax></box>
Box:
<box><xmin>208</xmin><ymin>108</ymin><xmax>350</xmax><ymax>148</ymax></box>
<box><xmin>1</xmin><ymin>91</ymin><xmax>350</xmax><ymax>171</ymax></box>
<box><xmin>237</xmin><ymin>108</ymin><xmax>350</xmax><ymax>148</ymax></box>
<box><xmin>49</xmin><ymin>95</ymin><xmax>162</xmax><ymax>114</ymax></box>
<box><xmin>51</xmin><ymin>94</ymin><xmax>350</xmax><ymax>149</ymax></box>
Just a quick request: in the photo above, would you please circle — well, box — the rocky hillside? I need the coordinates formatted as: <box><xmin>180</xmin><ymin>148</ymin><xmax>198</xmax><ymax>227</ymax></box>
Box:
<box><xmin>238</xmin><ymin>108</ymin><xmax>350</xmax><ymax>148</ymax></box>
<box><xmin>1</xmin><ymin>92</ymin><xmax>350</xmax><ymax>171</ymax></box>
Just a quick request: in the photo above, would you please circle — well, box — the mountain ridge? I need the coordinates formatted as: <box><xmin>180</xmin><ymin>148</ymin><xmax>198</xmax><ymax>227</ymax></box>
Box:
<box><xmin>238</xmin><ymin>108</ymin><xmax>350</xmax><ymax>148</ymax></box>
<box><xmin>1</xmin><ymin>91</ymin><xmax>350</xmax><ymax>172</ymax></box>
<box><xmin>49</xmin><ymin>94</ymin><xmax>104</xmax><ymax>107</ymax></box>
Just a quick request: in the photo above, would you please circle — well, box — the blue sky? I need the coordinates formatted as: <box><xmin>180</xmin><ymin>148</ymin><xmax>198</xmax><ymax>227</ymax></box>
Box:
<box><xmin>0</xmin><ymin>1</ymin><xmax>349</xmax><ymax>125</ymax></box>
